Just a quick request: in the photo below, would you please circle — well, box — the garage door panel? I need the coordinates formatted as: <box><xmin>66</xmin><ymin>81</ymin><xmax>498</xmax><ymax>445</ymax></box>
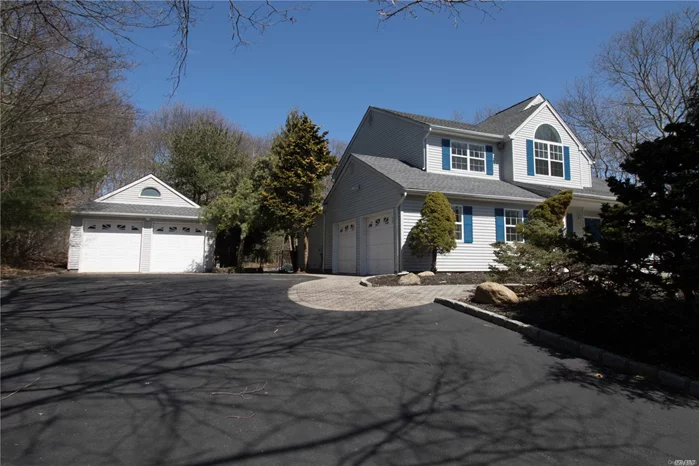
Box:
<box><xmin>337</xmin><ymin>220</ymin><xmax>356</xmax><ymax>274</ymax></box>
<box><xmin>80</xmin><ymin>220</ymin><xmax>143</xmax><ymax>273</ymax></box>
<box><xmin>366</xmin><ymin>213</ymin><xmax>394</xmax><ymax>275</ymax></box>
<box><xmin>151</xmin><ymin>223</ymin><xmax>206</xmax><ymax>273</ymax></box>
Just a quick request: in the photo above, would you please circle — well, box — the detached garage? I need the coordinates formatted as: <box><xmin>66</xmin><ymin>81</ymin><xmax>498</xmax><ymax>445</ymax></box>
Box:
<box><xmin>68</xmin><ymin>174</ymin><xmax>215</xmax><ymax>273</ymax></box>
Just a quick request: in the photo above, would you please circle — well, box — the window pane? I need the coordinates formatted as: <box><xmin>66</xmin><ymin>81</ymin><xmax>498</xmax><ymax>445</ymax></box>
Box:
<box><xmin>451</xmin><ymin>141</ymin><xmax>468</xmax><ymax>156</ymax></box>
<box><xmin>535</xmin><ymin>159</ymin><xmax>549</xmax><ymax>175</ymax></box>
<box><xmin>470</xmin><ymin>158</ymin><xmax>485</xmax><ymax>172</ymax></box>
<box><xmin>469</xmin><ymin>144</ymin><xmax>485</xmax><ymax>158</ymax></box>
<box><xmin>452</xmin><ymin>205</ymin><xmax>462</xmax><ymax>240</ymax></box>
<box><xmin>549</xmin><ymin>144</ymin><xmax>563</xmax><ymax>161</ymax></box>
<box><xmin>534</xmin><ymin>142</ymin><xmax>548</xmax><ymax>159</ymax></box>
<box><xmin>452</xmin><ymin>155</ymin><xmax>468</xmax><ymax>170</ymax></box>
<box><xmin>535</xmin><ymin>124</ymin><xmax>561</xmax><ymax>143</ymax></box>
<box><xmin>551</xmin><ymin>161</ymin><xmax>564</xmax><ymax>177</ymax></box>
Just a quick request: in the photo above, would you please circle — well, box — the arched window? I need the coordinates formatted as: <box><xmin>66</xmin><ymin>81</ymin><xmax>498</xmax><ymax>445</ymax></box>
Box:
<box><xmin>535</xmin><ymin>124</ymin><xmax>561</xmax><ymax>143</ymax></box>
<box><xmin>140</xmin><ymin>187</ymin><xmax>161</xmax><ymax>197</ymax></box>
<box><xmin>533</xmin><ymin>125</ymin><xmax>564</xmax><ymax>177</ymax></box>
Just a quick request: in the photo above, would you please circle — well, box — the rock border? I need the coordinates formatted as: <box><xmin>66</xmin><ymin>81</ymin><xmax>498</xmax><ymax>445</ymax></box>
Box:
<box><xmin>359</xmin><ymin>276</ymin><xmax>376</xmax><ymax>287</ymax></box>
<box><xmin>434</xmin><ymin>297</ymin><xmax>699</xmax><ymax>398</ymax></box>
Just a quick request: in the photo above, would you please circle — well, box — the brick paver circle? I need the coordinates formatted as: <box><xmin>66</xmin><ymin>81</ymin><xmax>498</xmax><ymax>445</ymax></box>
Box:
<box><xmin>288</xmin><ymin>275</ymin><xmax>474</xmax><ymax>311</ymax></box>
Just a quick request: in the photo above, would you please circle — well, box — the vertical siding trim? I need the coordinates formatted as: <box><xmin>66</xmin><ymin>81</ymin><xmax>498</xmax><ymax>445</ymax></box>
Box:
<box><xmin>441</xmin><ymin>138</ymin><xmax>451</xmax><ymax>170</ymax></box>
<box><xmin>463</xmin><ymin>206</ymin><xmax>473</xmax><ymax>243</ymax></box>
<box><xmin>485</xmin><ymin>145</ymin><xmax>494</xmax><ymax>176</ymax></box>
<box><xmin>563</xmin><ymin>146</ymin><xmax>571</xmax><ymax>180</ymax></box>
<box><xmin>140</xmin><ymin>220</ymin><xmax>153</xmax><ymax>272</ymax></box>
<box><xmin>526</xmin><ymin>140</ymin><xmax>535</xmax><ymax>176</ymax></box>
<box><xmin>494</xmin><ymin>208</ymin><xmax>505</xmax><ymax>243</ymax></box>
<box><xmin>67</xmin><ymin>216</ymin><xmax>83</xmax><ymax>270</ymax></box>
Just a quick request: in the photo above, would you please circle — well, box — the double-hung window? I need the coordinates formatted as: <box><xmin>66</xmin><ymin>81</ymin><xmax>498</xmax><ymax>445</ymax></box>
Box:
<box><xmin>505</xmin><ymin>209</ymin><xmax>523</xmax><ymax>242</ymax></box>
<box><xmin>533</xmin><ymin>124</ymin><xmax>564</xmax><ymax>178</ymax></box>
<box><xmin>451</xmin><ymin>142</ymin><xmax>485</xmax><ymax>173</ymax></box>
<box><xmin>452</xmin><ymin>205</ymin><xmax>463</xmax><ymax>241</ymax></box>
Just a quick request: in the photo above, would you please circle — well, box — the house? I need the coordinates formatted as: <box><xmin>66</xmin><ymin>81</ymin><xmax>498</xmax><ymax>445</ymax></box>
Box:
<box><xmin>307</xmin><ymin>94</ymin><xmax>616</xmax><ymax>275</ymax></box>
<box><xmin>68</xmin><ymin>174</ymin><xmax>215</xmax><ymax>273</ymax></box>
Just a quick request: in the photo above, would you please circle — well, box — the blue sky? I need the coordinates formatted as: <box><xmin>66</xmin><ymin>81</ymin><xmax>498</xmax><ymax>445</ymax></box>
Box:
<box><xmin>119</xmin><ymin>1</ymin><xmax>686</xmax><ymax>142</ymax></box>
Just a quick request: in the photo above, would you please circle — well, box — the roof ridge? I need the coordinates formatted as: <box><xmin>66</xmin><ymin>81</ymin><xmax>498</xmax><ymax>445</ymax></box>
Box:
<box><xmin>477</xmin><ymin>94</ymin><xmax>541</xmax><ymax>122</ymax></box>
<box><xmin>370</xmin><ymin>106</ymin><xmax>480</xmax><ymax>130</ymax></box>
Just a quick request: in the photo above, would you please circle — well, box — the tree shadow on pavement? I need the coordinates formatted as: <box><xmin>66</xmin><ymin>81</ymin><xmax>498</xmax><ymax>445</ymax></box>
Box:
<box><xmin>1</xmin><ymin>274</ymin><xmax>695</xmax><ymax>466</ymax></box>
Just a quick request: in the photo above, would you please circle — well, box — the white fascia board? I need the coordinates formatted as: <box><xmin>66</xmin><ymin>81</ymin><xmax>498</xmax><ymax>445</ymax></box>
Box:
<box><xmin>430</xmin><ymin>125</ymin><xmax>503</xmax><ymax>141</ymax></box>
<box><xmin>405</xmin><ymin>189</ymin><xmax>542</xmax><ymax>204</ymax></box>
<box><xmin>73</xmin><ymin>211</ymin><xmax>200</xmax><ymax>220</ymax></box>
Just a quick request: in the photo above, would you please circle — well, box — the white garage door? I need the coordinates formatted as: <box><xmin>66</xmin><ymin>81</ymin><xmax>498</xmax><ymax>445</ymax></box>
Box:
<box><xmin>80</xmin><ymin>220</ymin><xmax>143</xmax><ymax>273</ymax></box>
<box><xmin>151</xmin><ymin>223</ymin><xmax>206</xmax><ymax>273</ymax></box>
<box><xmin>366</xmin><ymin>212</ymin><xmax>394</xmax><ymax>275</ymax></box>
<box><xmin>336</xmin><ymin>220</ymin><xmax>356</xmax><ymax>274</ymax></box>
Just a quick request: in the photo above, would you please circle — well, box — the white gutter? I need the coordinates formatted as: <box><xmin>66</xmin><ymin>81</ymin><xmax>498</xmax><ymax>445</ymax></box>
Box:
<box><xmin>405</xmin><ymin>189</ymin><xmax>541</xmax><ymax>204</ymax></box>
<box><xmin>395</xmin><ymin>191</ymin><xmax>408</xmax><ymax>273</ymax></box>
<box><xmin>430</xmin><ymin>124</ymin><xmax>503</xmax><ymax>140</ymax></box>
<box><xmin>73</xmin><ymin>211</ymin><xmax>200</xmax><ymax>220</ymax></box>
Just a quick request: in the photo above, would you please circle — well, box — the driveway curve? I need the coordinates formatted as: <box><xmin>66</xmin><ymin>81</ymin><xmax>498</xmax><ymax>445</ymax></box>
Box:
<box><xmin>289</xmin><ymin>274</ymin><xmax>474</xmax><ymax>311</ymax></box>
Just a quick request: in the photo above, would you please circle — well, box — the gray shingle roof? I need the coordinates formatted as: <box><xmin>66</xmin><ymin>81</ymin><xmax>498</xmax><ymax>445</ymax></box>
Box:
<box><xmin>353</xmin><ymin>154</ymin><xmax>544</xmax><ymax>201</ymax></box>
<box><xmin>372</xmin><ymin>107</ymin><xmax>482</xmax><ymax>133</ymax></box>
<box><xmin>472</xmin><ymin>95</ymin><xmax>543</xmax><ymax>135</ymax></box>
<box><xmin>73</xmin><ymin>202</ymin><xmax>201</xmax><ymax>219</ymax></box>
<box><xmin>512</xmin><ymin>178</ymin><xmax>616</xmax><ymax>200</ymax></box>
<box><xmin>372</xmin><ymin>95</ymin><xmax>545</xmax><ymax>136</ymax></box>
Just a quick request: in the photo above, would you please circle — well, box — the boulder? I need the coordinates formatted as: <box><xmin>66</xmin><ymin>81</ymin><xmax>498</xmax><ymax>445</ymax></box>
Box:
<box><xmin>473</xmin><ymin>282</ymin><xmax>519</xmax><ymax>305</ymax></box>
<box><xmin>417</xmin><ymin>271</ymin><xmax>435</xmax><ymax>277</ymax></box>
<box><xmin>398</xmin><ymin>273</ymin><xmax>421</xmax><ymax>286</ymax></box>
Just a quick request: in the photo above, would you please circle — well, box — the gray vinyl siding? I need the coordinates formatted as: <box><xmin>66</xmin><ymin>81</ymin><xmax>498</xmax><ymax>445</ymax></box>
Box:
<box><xmin>102</xmin><ymin>178</ymin><xmax>195</xmax><ymax>207</ymax></box>
<box><xmin>343</xmin><ymin>109</ymin><xmax>429</xmax><ymax>171</ymax></box>
<box><xmin>501</xmin><ymin>141</ymin><xmax>514</xmax><ymax>181</ymax></box>
<box><xmin>139</xmin><ymin>220</ymin><xmax>153</xmax><ymax>272</ymax></box>
<box><xmin>511</xmin><ymin>106</ymin><xmax>589</xmax><ymax>189</ymax></box>
<box><xmin>67</xmin><ymin>216</ymin><xmax>83</xmax><ymax>270</ymax></box>
<box><xmin>426</xmin><ymin>133</ymin><xmax>502</xmax><ymax>180</ymax></box>
<box><xmin>306</xmin><ymin>217</ymin><xmax>324</xmax><ymax>272</ymax></box>
<box><xmin>321</xmin><ymin>157</ymin><xmax>404</xmax><ymax>272</ymax></box>
<box><xmin>401</xmin><ymin>195</ymin><xmax>537</xmax><ymax>272</ymax></box>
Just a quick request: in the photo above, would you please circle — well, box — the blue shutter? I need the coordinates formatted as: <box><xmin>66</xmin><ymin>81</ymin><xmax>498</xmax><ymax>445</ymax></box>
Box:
<box><xmin>585</xmin><ymin>218</ymin><xmax>602</xmax><ymax>242</ymax></box>
<box><xmin>526</xmin><ymin>140</ymin><xmax>535</xmax><ymax>176</ymax></box>
<box><xmin>563</xmin><ymin>146</ymin><xmax>571</xmax><ymax>180</ymax></box>
<box><xmin>566</xmin><ymin>213</ymin><xmax>574</xmax><ymax>235</ymax></box>
<box><xmin>523</xmin><ymin>210</ymin><xmax>529</xmax><ymax>223</ymax></box>
<box><xmin>494</xmin><ymin>208</ymin><xmax>505</xmax><ymax>243</ymax></box>
<box><xmin>485</xmin><ymin>145</ymin><xmax>494</xmax><ymax>175</ymax></box>
<box><xmin>442</xmin><ymin>138</ymin><xmax>451</xmax><ymax>170</ymax></box>
<box><xmin>463</xmin><ymin>206</ymin><xmax>473</xmax><ymax>243</ymax></box>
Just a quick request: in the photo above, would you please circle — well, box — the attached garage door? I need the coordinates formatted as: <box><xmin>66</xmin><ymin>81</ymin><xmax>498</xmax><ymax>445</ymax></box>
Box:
<box><xmin>366</xmin><ymin>212</ymin><xmax>394</xmax><ymax>275</ymax></box>
<box><xmin>336</xmin><ymin>220</ymin><xmax>356</xmax><ymax>274</ymax></box>
<box><xmin>151</xmin><ymin>223</ymin><xmax>206</xmax><ymax>273</ymax></box>
<box><xmin>80</xmin><ymin>220</ymin><xmax>143</xmax><ymax>272</ymax></box>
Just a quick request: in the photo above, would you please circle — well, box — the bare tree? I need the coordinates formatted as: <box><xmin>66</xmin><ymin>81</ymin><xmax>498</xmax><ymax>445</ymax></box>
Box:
<box><xmin>375</xmin><ymin>0</ymin><xmax>501</xmax><ymax>25</ymax></box>
<box><xmin>450</xmin><ymin>110</ymin><xmax>466</xmax><ymax>122</ymax></box>
<box><xmin>558</xmin><ymin>7</ymin><xmax>698</xmax><ymax>178</ymax></box>
<box><xmin>471</xmin><ymin>105</ymin><xmax>501</xmax><ymax>123</ymax></box>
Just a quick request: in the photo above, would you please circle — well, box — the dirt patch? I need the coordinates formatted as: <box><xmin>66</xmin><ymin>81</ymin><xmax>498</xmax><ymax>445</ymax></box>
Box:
<box><xmin>1</xmin><ymin>261</ymin><xmax>64</xmax><ymax>280</ymax></box>
<box><xmin>368</xmin><ymin>272</ymin><xmax>488</xmax><ymax>287</ymax></box>
<box><xmin>461</xmin><ymin>293</ymin><xmax>699</xmax><ymax>380</ymax></box>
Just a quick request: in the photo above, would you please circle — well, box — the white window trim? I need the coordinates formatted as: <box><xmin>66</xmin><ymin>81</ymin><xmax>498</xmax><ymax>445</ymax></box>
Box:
<box><xmin>533</xmin><ymin>139</ymin><xmax>565</xmax><ymax>178</ymax></box>
<box><xmin>451</xmin><ymin>141</ymin><xmax>486</xmax><ymax>173</ymax></box>
<box><xmin>504</xmin><ymin>209</ymin><xmax>524</xmax><ymax>243</ymax></box>
<box><xmin>452</xmin><ymin>204</ymin><xmax>463</xmax><ymax>241</ymax></box>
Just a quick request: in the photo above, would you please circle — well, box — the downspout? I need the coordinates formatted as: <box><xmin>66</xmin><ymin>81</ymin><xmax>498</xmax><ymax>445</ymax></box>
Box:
<box><xmin>395</xmin><ymin>191</ymin><xmax>408</xmax><ymax>273</ymax></box>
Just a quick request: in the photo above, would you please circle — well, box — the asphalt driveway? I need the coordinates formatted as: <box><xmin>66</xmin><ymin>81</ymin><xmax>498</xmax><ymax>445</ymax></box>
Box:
<box><xmin>1</xmin><ymin>274</ymin><xmax>697</xmax><ymax>466</ymax></box>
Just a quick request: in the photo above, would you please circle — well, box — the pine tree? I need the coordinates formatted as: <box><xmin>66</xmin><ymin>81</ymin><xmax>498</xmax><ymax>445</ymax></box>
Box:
<box><xmin>260</xmin><ymin>110</ymin><xmax>337</xmax><ymax>272</ymax></box>
<box><xmin>407</xmin><ymin>192</ymin><xmax>457</xmax><ymax>273</ymax></box>
<box><xmin>592</xmin><ymin>97</ymin><xmax>699</xmax><ymax>311</ymax></box>
<box><xmin>490</xmin><ymin>190</ymin><xmax>574</xmax><ymax>290</ymax></box>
